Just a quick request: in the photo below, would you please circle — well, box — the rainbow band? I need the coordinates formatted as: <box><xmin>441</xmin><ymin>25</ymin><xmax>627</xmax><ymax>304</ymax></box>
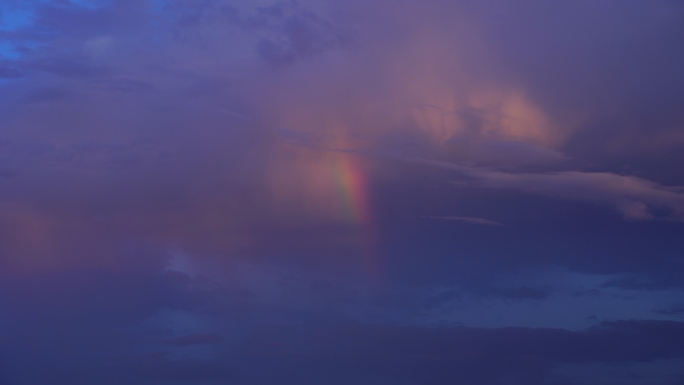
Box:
<box><xmin>334</xmin><ymin>154</ymin><xmax>381</xmax><ymax>280</ymax></box>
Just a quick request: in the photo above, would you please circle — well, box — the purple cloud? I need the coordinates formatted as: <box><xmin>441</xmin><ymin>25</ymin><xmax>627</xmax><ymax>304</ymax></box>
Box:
<box><xmin>0</xmin><ymin>1</ymin><xmax>683</xmax><ymax>384</ymax></box>
<box><xmin>410</xmin><ymin>158</ymin><xmax>684</xmax><ymax>221</ymax></box>
<box><xmin>167</xmin><ymin>332</ymin><xmax>223</xmax><ymax>347</ymax></box>
<box><xmin>423</xmin><ymin>215</ymin><xmax>504</xmax><ymax>226</ymax></box>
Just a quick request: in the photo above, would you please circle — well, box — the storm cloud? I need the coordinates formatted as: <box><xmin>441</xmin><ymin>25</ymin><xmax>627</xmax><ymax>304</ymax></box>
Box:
<box><xmin>1</xmin><ymin>0</ymin><xmax>684</xmax><ymax>384</ymax></box>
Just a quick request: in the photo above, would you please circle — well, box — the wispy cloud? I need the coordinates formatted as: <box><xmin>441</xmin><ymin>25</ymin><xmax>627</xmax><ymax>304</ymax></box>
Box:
<box><xmin>422</xmin><ymin>215</ymin><xmax>503</xmax><ymax>226</ymax></box>
<box><xmin>410</xmin><ymin>158</ymin><xmax>684</xmax><ymax>221</ymax></box>
<box><xmin>168</xmin><ymin>333</ymin><xmax>223</xmax><ymax>347</ymax></box>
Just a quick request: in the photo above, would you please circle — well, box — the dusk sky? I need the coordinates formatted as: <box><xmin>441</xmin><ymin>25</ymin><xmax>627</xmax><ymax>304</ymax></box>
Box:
<box><xmin>1</xmin><ymin>1</ymin><xmax>684</xmax><ymax>384</ymax></box>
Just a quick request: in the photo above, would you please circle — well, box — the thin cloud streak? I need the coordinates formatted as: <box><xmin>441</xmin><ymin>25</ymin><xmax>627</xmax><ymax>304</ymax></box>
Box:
<box><xmin>408</xmin><ymin>157</ymin><xmax>684</xmax><ymax>221</ymax></box>
<box><xmin>423</xmin><ymin>215</ymin><xmax>504</xmax><ymax>226</ymax></box>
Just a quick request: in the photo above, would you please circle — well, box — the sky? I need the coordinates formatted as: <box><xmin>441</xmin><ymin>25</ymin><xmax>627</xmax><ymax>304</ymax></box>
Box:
<box><xmin>1</xmin><ymin>0</ymin><xmax>684</xmax><ymax>384</ymax></box>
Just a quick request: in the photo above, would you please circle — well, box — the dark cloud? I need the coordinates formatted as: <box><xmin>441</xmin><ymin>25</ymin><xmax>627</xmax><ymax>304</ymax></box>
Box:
<box><xmin>254</xmin><ymin>7</ymin><xmax>346</xmax><ymax>66</ymax></box>
<box><xmin>657</xmin><ymin>304</ymin><xmax>684</xmax><ymax>317</ymax></box>
<box><xmin>408</xmin><ymin>158</ymin><xmax>684</xmax><ymax>221</ymax></box>
<box><xmin>226</xmin><ymin>320</ymin><xmax>684</xmax><ymax>384</ymax></box>
<box><xmin>601</xmin><ymin>272</ymin><xmax>684</xmax><ymax>291</ymax></box>
<box><xmin>134</xmin><ymin>358</ymin><xmax>230</xmax><ymax>383</ymax></box>
<box><xmin>475</xmin><ymin>286</ymin><xmax>550</xmax><ymax>301</ymax></box>
<box><xmin>29</xmin><ymin>57</ymin><xmax>109</xmax><ymax>78</ymax></box>
<box><xmin>423</xmin><ymin>215</ymin><xmax>504</xmax><ymax>226</ymax></box>
<box><xmin>18</xmin><ymin>85</ymin><xmax>72</xmax><ymax>102</ymax></box>
<box><xmin>0</xmin><ymin>64</ymin><xmax>24</xmax><ymax>78</ymax></box>
<box><xmin>167</xmin><ymin>332</ymin><xmax>224</xmax><ymax>347</ymax></box>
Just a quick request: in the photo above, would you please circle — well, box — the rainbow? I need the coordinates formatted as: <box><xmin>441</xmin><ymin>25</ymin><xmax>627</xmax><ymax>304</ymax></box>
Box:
<box><xmin>333</xmin><ymin>154</ymin><xmax>382</xmax><ymax>280</ymax></box>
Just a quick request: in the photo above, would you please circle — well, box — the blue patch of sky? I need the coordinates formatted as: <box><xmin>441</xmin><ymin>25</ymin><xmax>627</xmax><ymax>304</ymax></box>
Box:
<box><xmin>69</xmin><ymin>0</ymin><xmax>110</xmax><ymax>10</ymax></box>
<box><xmin>151</xmin><ymin>0</ymin><xmax>168</xmax><ymax>14</ymax></box>
<box><xmin>1</xmin><ymin>0</ymin><xmax>112</xmax><ymax>30</ymax></box>
<box><xmin>0</xmin><ymin>39</ymin><xmax>40</xmax><ymax>61</ymax></box>
<box><xmin>0</xmin><ymin>3</ymin><xmax>36</xmax><ymax>61</ymax></box>
<box><xmin>0</xmin><ymin>42</ymin><xmax>21</xmax><ymax>60</ymax></box>
<box><xmin>0</xmin><ymin>5</ymin><xmax>35</xmax><ymax>32</ymax></box>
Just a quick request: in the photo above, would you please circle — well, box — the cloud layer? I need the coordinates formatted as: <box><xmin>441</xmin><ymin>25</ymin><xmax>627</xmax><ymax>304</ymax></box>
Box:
<box><xmin>1</xmin><ymin>0</ymin><xmax>684</xmax><ymax>384</ymax></box>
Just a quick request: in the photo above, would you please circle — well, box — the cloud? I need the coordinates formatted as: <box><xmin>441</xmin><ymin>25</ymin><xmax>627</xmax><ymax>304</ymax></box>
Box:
<box><xmin>657</xmin><ymin>304</ymin><xmax>684</xmax><ymax>317</ymax></box>
<box><xmin>475</xmin><ymin>286</ymin><xmax>550</xmax><ymax>300</ymax></box>
<box><xmin>134</xmin><ymin>358</ymin><xmax>230</xmax><ymax>383</ymax></box>
<box><xmin>167</xmin><ymin>332</ymin><xmax>223</xmax><ymax>347</ymax></box>
<box><xmin>423</xmin><ymin>215</ymin><xmax>503</xmax><ymax>226</ymax></box>
<box><xmin>0</xmin><ymin>1</ymin><xmax>684</xmax><ymax>383</ymax></box>
<box><xmin>443</xmin><ymin>137</ymin><xmax>570</xmax><ymax>168</ymax></box>
<box><xmin>230</xmin><ymin>319</ymin><xmax>684</xmax><ymax>384</ymax></box>
<box><xmin>0</xmin><ymin>64</ymin><xmax>24</xmax><ymax>78</ymax></box>
<box><xmin>29</xmin><ymin>57</ymin><xmax>108</xmax><ymax>79</ymax></box>
<box><xmin>409</xmin><ymin>158</ymin><xmax>684</xmax><ymax>221</ymax></box>
<box><xmin>253</xmin><ymin>4</ymin><xmax>346</xmax><ymax>67</ymax></box>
